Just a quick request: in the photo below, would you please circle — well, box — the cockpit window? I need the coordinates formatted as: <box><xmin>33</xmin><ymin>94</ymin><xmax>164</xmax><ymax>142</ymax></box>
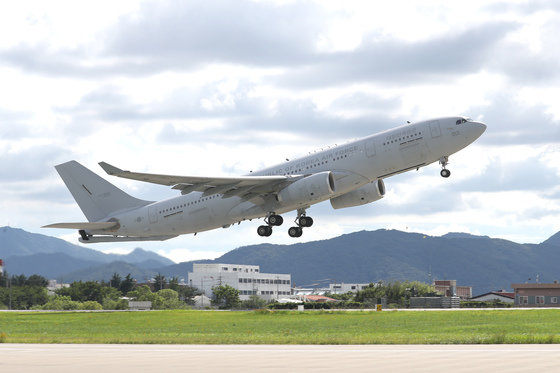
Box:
<box><xmin>456</xmin><ymin>117</ymin><xmax>472</xmax><ymax>125</ymax></box>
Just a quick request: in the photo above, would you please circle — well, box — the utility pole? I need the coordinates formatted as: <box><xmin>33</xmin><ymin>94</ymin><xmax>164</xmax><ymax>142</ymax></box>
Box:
<box><xmin>8</xmin><ymin>274</ymin><xmax>12</xmax><ymax>311</ymax></box>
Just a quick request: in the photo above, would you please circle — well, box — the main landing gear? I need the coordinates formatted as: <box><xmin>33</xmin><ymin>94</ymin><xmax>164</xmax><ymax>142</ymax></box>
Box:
<box><xmin>439</xmin><ymin>156</ymin><xmax>451</xmax><ymax>178</ymax></box>
<box><xmin>288</xmin><ymin>216</ymin><xmax>313</xmax><ymax>238</ymax></box>
<box><xmin>288</xmin><ymin>209</ymin><xmax>313</xmax><ymax>238</ymax></box>
<box><xmin>256</xmin><ymin>209</ymin><xmax>314</xmax><ymax>238</ymax></box>
<box><xmin>257</xmin><ymin>213</ymin><xmax>283</xmax><ymax>237</ymax></box>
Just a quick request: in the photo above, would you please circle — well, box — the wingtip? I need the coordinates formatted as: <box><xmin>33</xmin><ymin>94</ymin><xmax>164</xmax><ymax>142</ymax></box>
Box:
<box><xmin>98</xmin><ymin>161</ymin><xmax>123</xmax><ymax>175</ymax></box>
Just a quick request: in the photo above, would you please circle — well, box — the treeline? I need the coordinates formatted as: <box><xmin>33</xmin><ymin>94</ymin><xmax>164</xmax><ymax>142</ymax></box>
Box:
<box><xmin>0</xmin><ymin>273</ymin><xmax>49</xmax><ymax>309</ymax></box>
<box><xmin>269</xmin><ymin>281</ymin><xmax>440</xmax><ymax>309</ymax></box>
<box><xmin>205</xmin><ymin>281</ymin><xmax>442</xmax><ymax>310</ymax></box>
<box><xmin>2</xmin><ymin>274</ymin><xmax>501</xmax><ymax>311</ymax></box>
<box><xmin>0</xmin><ymin>272</ymin><xmax>201</xmax><ymax>310</ymax></box>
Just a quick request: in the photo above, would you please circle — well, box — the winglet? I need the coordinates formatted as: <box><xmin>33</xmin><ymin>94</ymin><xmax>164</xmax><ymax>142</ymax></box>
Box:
<box><xmin>99</xmin><ymin>161</ymin><xmax>124</xmax><ymax>175</ymax></box>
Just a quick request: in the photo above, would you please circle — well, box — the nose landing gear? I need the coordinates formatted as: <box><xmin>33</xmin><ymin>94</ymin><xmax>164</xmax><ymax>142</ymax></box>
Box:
<box><xmin>439</xmin><ymin>156</ymin><xmax>451</xmax><ymax>178</ymax></box>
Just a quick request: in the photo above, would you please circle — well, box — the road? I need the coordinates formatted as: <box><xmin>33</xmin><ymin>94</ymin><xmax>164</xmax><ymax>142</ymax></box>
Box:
<box><xmin>2</xmin><ymin>344</ymin><xmax>560</xmax><ymax>372</ymax></box>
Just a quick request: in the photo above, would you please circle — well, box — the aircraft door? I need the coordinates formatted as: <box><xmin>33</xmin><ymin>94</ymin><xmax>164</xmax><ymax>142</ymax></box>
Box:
<box><xmin>365</xmin><ymin>139</ymin><xmax>376</xmax><ymax>158</ymax></box>
<box><xmin>148</xmin><ymin>205</ymin><xmax>158</xmax><ymax>224</ymax></box>
<box><xmin>429</xmin><ymin>120</ymin><xmax>441</xmax><ymax>138</ymax></box>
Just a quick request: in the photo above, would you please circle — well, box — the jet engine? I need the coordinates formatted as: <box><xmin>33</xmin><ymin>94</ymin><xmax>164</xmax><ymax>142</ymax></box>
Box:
<box><xmin>277</xmin><ymin>171</ymin><xmax>336</xmax><ymax>207</ymax></box>
<box><xmin>329</xmin><ymin>179</ymin><xmax>385</xmax><ymax>209</ymax></box>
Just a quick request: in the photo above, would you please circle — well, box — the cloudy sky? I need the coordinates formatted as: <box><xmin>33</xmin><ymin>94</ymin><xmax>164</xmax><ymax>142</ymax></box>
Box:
<box><xmin>1</xmin><ymin>0</ymin><xmax>559</xmax><ymax>263</ymax></box>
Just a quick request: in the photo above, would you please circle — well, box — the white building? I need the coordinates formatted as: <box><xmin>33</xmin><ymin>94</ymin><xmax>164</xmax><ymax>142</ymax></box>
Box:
<box><xmin>188</xmin><ymin>263</ymin><xmax>292</xmax><ymax>301</ymax></box>
<box><xmin>329</xmin><ymin>283</ymin><xmax>371</xmax><ymax>294</ymax></box>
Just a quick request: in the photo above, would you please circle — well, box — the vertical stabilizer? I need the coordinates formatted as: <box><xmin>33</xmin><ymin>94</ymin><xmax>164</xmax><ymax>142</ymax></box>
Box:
<box><xmin>55</xmin><ymin>161</ymin><xmax>153</xmax><ymax>222</ymax></box>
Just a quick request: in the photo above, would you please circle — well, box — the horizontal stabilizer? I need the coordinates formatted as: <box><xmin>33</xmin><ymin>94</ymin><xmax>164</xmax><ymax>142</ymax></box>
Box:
<box><xmin>42</xmin><ymin>222</ymin><xmax>118</xmax><ymax>230</ymax></box>
<box><xmin>79</xmin><ymin>235</ymin><xmax>178</xmax><ymax>243</ymax></box>
<box><xmin>98</xmin><ymin>161</ymin><xmax>124</xmax><ymax>175</ymax></box>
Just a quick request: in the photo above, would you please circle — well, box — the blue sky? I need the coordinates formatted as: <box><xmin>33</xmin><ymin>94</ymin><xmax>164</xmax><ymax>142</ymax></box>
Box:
<box><xmin>1</xmin><ymin>0</ymin><xmax>559</xmax><ymax>262</ymax></box>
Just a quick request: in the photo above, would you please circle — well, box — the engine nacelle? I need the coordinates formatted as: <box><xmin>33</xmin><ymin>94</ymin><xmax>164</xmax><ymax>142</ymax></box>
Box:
<box><xmin>330</xmin><ymin>179</ymin><xmax>385</xmax><ymax>209</ymax></box>
<box><xmin>277</xmin><ymin>172</ymin><xmax>336</xmax><ymax>207</ymax></box>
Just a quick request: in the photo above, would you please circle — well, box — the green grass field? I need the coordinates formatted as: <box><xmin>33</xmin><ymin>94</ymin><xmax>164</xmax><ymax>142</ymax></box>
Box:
<box><xmin>1</xmin><ymin>309</ymin><xmax>560</xmax><ymax>344</ymax></box>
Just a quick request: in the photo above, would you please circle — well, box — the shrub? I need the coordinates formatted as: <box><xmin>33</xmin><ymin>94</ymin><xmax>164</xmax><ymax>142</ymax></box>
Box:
<box><xmin>39</xmin><ymin>295</ymin><xmax>81</xmax><ymax>310</ymax></box>
<box><xmin>80</xmin><ymin>301</ymin><xmax>103</xmax><ymax>310</ymax></box>
<box><xmin>102</xmin><ymin>298</ymin><xmax>128</xmax><ymax>310</ymax></box>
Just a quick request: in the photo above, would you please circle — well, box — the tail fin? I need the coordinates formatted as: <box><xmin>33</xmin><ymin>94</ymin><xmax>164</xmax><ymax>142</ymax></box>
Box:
<box><xmin>55</xmin><ymin>161</ymin><xmax>153</xmax><ymax>222</ymax></box>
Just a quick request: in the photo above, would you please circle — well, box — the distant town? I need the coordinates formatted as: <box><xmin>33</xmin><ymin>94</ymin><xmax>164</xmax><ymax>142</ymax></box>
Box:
<box><xmin>2</xmin><ymin>258</ymin><xmax>559</xmax><ymax>311</ymax></box>
<box><xmin>2</xmin><ymin>226</ymin><xmax>560</xmax><ymax>311</ymax></box>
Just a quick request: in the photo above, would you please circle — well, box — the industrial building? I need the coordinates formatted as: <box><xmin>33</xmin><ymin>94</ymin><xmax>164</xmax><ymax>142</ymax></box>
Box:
<box><xmin>188</xmin><ymin>263</ymin><xmax>291</xmax><ymax>301</ymax></box>
<box><xmin>512</xmin><ymin>283</ymin><xmax>560</xmax><ymax>307</ymax></box>
<box><xmin>433</xmin><ymin>280</ymin><xmax>472</xmax><ymax>299</ymax></box>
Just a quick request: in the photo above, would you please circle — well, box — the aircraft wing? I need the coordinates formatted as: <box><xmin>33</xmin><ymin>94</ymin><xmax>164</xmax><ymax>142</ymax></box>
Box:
<box><xmin>42</xmin><ymin>221</ymin><xmax>119</xmax><ymax>230</ymax></box>
<box><xmin>99</xmin><ymin>162</ymin><xmax>300</xmax><ymax>198</ymax></box>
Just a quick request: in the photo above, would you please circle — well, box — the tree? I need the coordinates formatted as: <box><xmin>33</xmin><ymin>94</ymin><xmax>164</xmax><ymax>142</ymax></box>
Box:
<box><xmin>57</xmin><ymin>281</ymin><xmax>104</xmax><ymax>303</ymax></box>
<box><xmin>154</xmin><ymin>273</ymin><xmax>166</xmax><ymax>291</ymax></box>
<box><xmin>127</xmin><ymin>285</ymin><xmax>164</xmax><ymax>309</ymax></box>
<box><xmin>0</xmin><ymin>271</ymin><xmax>7</xmax><ymax>287</ymax></box>
<box><xmin>11</xmin><ymin>274</ymin><xmax>27</xmax><ymax>287</ymax></box>
<box><xmin>36</xmin><ymin>295</ymin><xmax>80</xmax><ymax>310</ymax></box>
<box><xmin>177</xmin><ymin>285</ymin><xmax>200</xmax><ymax>305</ymax></box>
<box><xmin>157</xmin><ymin>289</ymin><xmax>186</xmax><ymax>309</ymax></box>
<box><xmin>0</xmin><ymin>274</ymin><xmax>49</xmax><ymax>309</ymax></box>
<box><xmin>211</xmin><ymin>285</ymin><xmax>240</xmax><ymax>309</ymax></box>
<box><xmin>119</xmin><ymin>273</ymin><xmax>135</xmax><ymax>294</ymax></box>
<box><xmin>354</xmin><ymin>282</ymin><xmax>385</xmax><ymax>306</ymax></box>
<box><xmin>0</xmin><ymin>285</ymin><xmax>48</xmax><ymax>309</ymax></box>
<box><xmin>110</xmin><ymin>273</ymin><xmax>122</xmax><ymax>289</ymax></box>
<box><xmin>354</xmin><ymin>281</ymin><xmax>438</xmax><ymax>307</ymax></box>
<box><xmin>27</xmin><ymin>275</ymin><xmax>48</xmax><ymax>287</ymax></box>
<box><xmin>325</xmin><ymin>292</ymin><xmax>354</xmax><ymax>301</ymax></box>
<box><xmin>168</xmin><ymin>277</ymin><xmax>180</xmax><ymax>291</ymax></box>
<box><xmin>80</xmin><ymin>300</ymin><xmax>103</xmax><ymax>310</ymax></box>
<box><xmin>101</xmin><ymin>286</ymin><xmax>128</xmax><ymax>310</ymax></box>
<box><xmin>241</xmin><ymin>294</ymin><xmax>267</xmax><ymax>309</ymax></box>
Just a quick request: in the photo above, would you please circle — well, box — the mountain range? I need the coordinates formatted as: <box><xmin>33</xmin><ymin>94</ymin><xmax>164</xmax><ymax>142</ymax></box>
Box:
<box><xmin>1</xmin><ymin>226</ymin><xmax>559</xmax><ymax>295</ymax></box>
<box><xmin>0</xmin><ymin>226</ymin><xmax>173</xmax><ymax>281</ymax></box>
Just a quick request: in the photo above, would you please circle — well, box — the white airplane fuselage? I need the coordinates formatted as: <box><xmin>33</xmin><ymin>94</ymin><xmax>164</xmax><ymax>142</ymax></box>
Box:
<box><xmin>98</xmin><ymin>116</ymin><xmax>485</xmax><ymax>240</ymax></box>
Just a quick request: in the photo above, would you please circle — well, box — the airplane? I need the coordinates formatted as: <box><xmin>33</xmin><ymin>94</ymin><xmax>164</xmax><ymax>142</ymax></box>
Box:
<box><xmin>43</xmin><ymin>116</ymin><xmax>486</xmax><ymax>243</ymax></box>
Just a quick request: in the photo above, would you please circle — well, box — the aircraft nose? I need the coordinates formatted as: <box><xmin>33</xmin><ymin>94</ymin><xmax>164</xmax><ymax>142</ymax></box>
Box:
<box><xmin>471</xmin><ymin>120</ymin><xmax>487</xmax><ymax>136</ymax></box>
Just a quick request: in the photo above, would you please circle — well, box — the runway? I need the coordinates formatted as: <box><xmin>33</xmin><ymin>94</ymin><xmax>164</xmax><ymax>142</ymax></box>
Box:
<box><xmin>2</xmin><ymin>344</ymin><xmax>560</xmax><ymax>372</ymax></box>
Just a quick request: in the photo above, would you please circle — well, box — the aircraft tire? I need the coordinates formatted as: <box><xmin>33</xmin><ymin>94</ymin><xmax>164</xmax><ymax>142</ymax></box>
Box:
<box><xmin>298</xmin><ymin>216</ymin><xmax>313</xmax><ymax>227</ymax></box>
<box><xmin>268</xmin><ymin>214</ymin><xmax>283</xmax><ymax>226</ymax></box>
<box><xmin>288</xmin><ymin>226</ymin><xmax>303</xmax><ymax>238</ymax></box>
<box><xmin>440</xmin><ymin>169</ymin><xmax>451</xmax><ymax>178</ymax></box>
<box><xmin>258</xmin><ymin>225</ymin><xmax>273</xmax><ymax>237</ymax></box>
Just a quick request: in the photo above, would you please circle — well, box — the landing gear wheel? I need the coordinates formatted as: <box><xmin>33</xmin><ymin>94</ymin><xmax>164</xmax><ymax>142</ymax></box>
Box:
<box><xmin>440</xmin><ymin>169</ymin><xmax>451</xmax><ymax>178</ymax></box>
<box><xmin>288</xmin><ymin>226</ymin><xmax>303</xmax><ymax>238</ymax></box>
<box><xmin>257</xmin><ymin>225</ymin><xmax>273</xmax><ymax>237</ymax></box>
<box><xmin>268</xmin><ymin>214</ymin><xmax>283</xmax><ymax>226</ymax></box>
<box><xmin>298</xmin><ymin>216</ymin><xmax>314</xmax><ymax>227</ymax></box>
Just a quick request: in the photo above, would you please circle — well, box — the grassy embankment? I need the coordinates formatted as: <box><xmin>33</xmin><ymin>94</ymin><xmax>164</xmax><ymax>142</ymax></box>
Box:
<box><xmin>1</xmin><ymin>309</ymin><xmax>559</xmax><ymax>344</ymax></box>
